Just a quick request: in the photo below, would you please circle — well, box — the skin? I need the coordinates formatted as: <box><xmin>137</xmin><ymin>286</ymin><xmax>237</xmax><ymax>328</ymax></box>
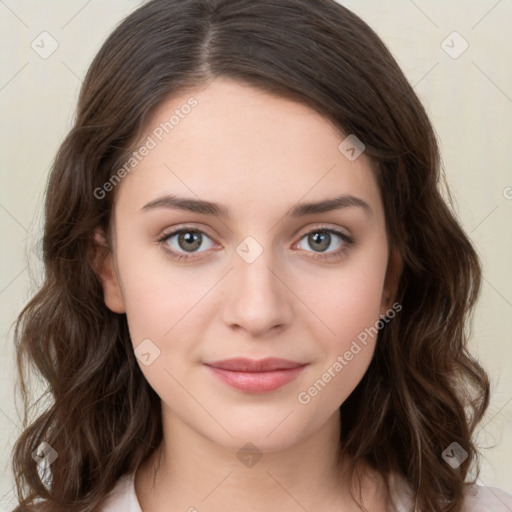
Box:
<box><xmin>95</xmin><ymin>77</ymin><xmax>402</xmax><ymax>512</ymax></box>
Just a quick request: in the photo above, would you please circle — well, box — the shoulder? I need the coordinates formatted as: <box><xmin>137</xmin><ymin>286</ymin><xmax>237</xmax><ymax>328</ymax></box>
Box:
<box><xmin>462</xmin><ymin>483</ymin><xmax>512</xmax><ymax>512</ymax></box>
<box><xmin>98</xmin><ymin>472</ymin><xmax>142</xmax><ymax>512</ymax></box>
<box><xmin>388</xmin><ymin>473</ymin><xmax>512</xmax><ymax>512</ymax></box>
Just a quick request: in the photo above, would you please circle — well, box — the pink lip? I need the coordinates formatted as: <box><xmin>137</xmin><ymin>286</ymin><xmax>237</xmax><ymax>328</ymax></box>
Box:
<box><xmin>203</xmin><ymin>358</ymin><xmax>308</xmax><ymax>393</ymax></box>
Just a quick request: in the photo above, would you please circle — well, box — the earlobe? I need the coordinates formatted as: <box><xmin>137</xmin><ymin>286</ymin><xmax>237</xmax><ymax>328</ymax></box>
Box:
<box><xmin>91</xmin><ymin>228</ymin><xmax>126</xmax><ymax>314</ymax></box>
<box><xmin>380</xmin><ymin>248</ymin><xmax>403</xmax><ymax>315</ymax></box>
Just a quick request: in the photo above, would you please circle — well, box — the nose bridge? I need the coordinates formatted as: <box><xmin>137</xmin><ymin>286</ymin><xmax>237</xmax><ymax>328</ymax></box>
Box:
<box><xmin>233</xmin><ymin>233</ymin><xmax>281</xmax><ymax>295</ymax></box>
<box><xmin>222</xmin><ymin>232</ymin><xmax>292</xmax><ymax>334</ymax></box>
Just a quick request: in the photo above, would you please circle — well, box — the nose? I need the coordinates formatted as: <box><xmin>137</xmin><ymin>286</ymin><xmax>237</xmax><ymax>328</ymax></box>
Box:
<box><xmin>220</xmin><ymin>242</ymin><xmax>293</xmax><ymax>337</ymax></box>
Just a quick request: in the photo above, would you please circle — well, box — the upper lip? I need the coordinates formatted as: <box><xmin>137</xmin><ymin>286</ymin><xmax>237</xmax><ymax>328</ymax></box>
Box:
<box><xmin>204</xmin><ymin>357</ymin><xmax>307</xmax><ymax>372</ymax></box>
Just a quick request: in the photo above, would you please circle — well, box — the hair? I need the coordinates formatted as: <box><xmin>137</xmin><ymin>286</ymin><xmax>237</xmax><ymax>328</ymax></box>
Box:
<box><xmin>11</xmin><ymin>0</ymin><xmax>490</xmax><ymax>511</ymax></box>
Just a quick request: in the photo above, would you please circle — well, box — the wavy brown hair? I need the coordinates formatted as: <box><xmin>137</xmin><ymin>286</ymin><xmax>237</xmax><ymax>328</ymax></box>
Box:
<box><xmin>11</xmin><ymin>0</ymin><xmax>490</xmax><ymax>511</ymax></box>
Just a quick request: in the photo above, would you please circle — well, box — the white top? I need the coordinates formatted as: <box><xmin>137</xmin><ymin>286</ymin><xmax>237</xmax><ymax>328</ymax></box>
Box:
<box><xmin>99</xmin><ymin>470</ymin><xmax>512</xmax><ymax>511</ymax></box>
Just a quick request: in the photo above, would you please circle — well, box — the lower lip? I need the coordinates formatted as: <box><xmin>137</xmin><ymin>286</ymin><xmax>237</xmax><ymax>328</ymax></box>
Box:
<box><xmin>205</xmin><ymin>365</ymin><xmax>307</xmax><ymax>393</ymax></box>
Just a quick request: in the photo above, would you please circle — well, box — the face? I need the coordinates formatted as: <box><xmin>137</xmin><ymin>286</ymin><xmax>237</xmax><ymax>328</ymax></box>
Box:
<box><xmin>96</xmin><ymin>77</ymin><xmax>401</xmax><ymax>452</ymax></box>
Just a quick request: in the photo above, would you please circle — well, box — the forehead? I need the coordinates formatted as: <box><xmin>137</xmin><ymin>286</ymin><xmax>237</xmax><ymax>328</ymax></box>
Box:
<box><xmin>114</xmin><ymin>77</ymin><xmax>382</xmax><ymax>219</ymax></box>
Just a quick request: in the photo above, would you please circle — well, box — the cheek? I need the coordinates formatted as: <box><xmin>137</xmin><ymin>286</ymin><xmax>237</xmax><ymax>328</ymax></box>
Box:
<box><xmin>296</xmin><ymin>268</ymin><xmax>385</xmax><ymax>412</ymax></box>
<box><xmin>114</xmin><ymin>237</ymin><xmax>182</xmax><ymax>346</ymax></box>
<box><xmin>301</xmin><ymin>242</ymin><xmax>388</xmax><ymax>345</ymax></box>
<box><xmin>115</xmin><ymin>239</ymin><xmax>220</xmax><ymax>361</ymax></box>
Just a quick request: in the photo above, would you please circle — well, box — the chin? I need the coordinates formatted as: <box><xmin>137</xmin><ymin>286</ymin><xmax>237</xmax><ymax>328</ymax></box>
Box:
<box><xmin>205</xmin><ymin>414</ymin><xmax>313</xmax><ymax>453</ymax></box>
<box><xmin>217</xmin><ymin>431</ymin><xmax>301</xmax><ymax>455</ymax></box>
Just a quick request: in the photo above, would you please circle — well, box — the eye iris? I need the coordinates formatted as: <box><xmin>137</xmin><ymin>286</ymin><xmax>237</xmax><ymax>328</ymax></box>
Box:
<box><xmin>309</xmin><ymin>231</ymin><xmax>330</xmax><ymax>252</ymax></box>
<box><xmin>178</xmin><ymin>231</ymin><xmax>201</xmax><ymax>252</ymax></box>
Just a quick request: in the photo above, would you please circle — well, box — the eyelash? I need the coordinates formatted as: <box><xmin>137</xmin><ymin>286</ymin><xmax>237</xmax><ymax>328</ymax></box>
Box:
<box><xmin>157</xmin><ymin>225</ymin><xmax>355</xmax><ymax>263</ymax></box>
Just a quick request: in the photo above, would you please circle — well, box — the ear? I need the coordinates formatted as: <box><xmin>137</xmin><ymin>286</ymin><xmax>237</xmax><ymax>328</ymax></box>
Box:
<box><xmin>380</xmin><ymin>247</ymin><xmax>402</xmax><ymax>316</ymax></box>
<box><xmin>91</xmin><ymin>228</ymin><xmax>126</xmax><ymax>314</ymax></box>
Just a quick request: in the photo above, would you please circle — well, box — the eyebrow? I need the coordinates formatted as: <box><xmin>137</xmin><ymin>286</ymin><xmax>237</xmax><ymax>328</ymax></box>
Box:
<box><xmin>141</xmin><ymin>193</ymin><xmax>372</xmax><ymax>218</ymax></box>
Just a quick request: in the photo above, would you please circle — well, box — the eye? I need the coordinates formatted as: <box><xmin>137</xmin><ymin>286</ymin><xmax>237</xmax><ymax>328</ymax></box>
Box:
<box><xmin>295</xmin><ymin>226</ymin><xmax>354</xmax><ymax>261</ymax></box>
<box><xmin>158</xmin><ymin>227</ymin><xmax>216</xmax><ymax>262</ymax></box>
<box><xmin>157</xmin><ymin>225</ymin><xmax>354</xmax><ymax>263</ymax></box>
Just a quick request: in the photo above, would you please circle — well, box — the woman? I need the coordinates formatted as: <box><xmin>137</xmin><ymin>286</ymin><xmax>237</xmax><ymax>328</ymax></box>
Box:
<box><xmin>11</xmin><ymin>1</ymin><xmax>512</xmax><ymax>511</ymax></box>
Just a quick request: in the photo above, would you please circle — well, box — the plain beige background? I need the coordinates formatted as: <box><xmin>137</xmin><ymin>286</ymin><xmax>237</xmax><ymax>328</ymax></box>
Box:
<box><xmin>0</xmin><ymin>0</ymin><xmax>511</xmax><ymax>509</ymax></box>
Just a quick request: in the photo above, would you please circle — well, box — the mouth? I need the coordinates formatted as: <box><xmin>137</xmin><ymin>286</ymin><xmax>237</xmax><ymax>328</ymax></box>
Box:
<box><xmin>203</xmin><ymin>357</ymin><xmax>308</xmax><ymax>393</ymax></box>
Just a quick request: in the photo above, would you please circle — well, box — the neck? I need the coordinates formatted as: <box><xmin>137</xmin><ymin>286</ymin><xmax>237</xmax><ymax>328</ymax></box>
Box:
<box><xmin>134</xmin><ymin>407</ymin><xmax>389</xmax><ymax>512</ymax></box>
